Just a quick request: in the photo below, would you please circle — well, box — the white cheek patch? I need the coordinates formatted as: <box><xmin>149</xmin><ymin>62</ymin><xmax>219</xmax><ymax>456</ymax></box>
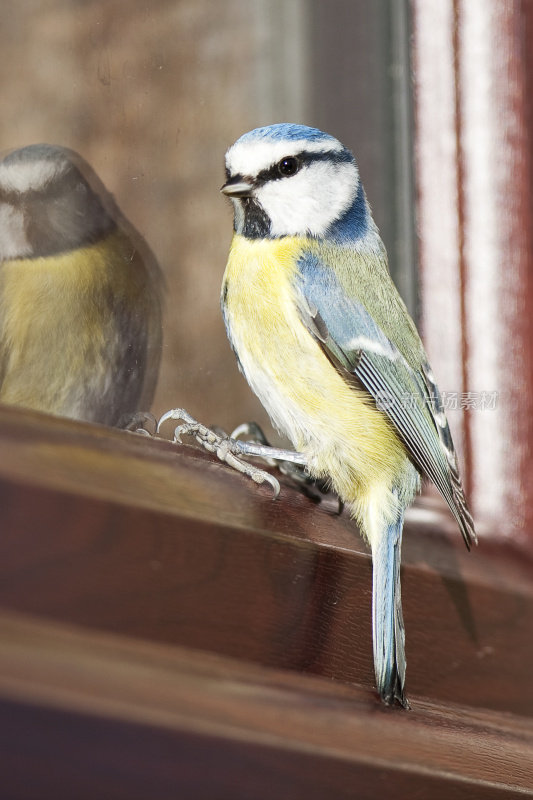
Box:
<box><xmin>256</xmin><ymin>160</ymin><xmax>359</xmax><ymax>237</ymax></box>
<box><xmin>0</xmin><ymin>158</ymin><xmax>64</xmax><ymax>193</ymax></box>
<box><xmin>0</xmin><ymin>203</ymin><xmax>31</xmax><ymax>260</ymax></box>
<box><xmin>225</xmin><ymin>137</ymin><xmax>343</xmax><ymax>180</ymax></box>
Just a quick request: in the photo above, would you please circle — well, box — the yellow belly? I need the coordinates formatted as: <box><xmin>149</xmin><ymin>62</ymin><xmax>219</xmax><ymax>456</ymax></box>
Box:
<box><xmin>222</xmin><ymin>234</ymin><xmax>413</xmax><ymax>533</ymax></box>
<box><xmin>0</xmin><ymin>229</ymin><xmax>160</xmax><ymax>423</ymax></box>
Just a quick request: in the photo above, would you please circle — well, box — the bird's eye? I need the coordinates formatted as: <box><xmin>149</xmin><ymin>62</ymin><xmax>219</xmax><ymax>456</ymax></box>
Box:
<box><xmin>278</xmin><ymin>156</ymin><xmax>299</xmax><ymax>177</ymax></box>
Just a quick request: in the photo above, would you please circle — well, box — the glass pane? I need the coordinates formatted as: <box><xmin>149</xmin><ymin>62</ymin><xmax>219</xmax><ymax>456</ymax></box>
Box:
<box><xmin>0</xmin><ymin>0</ymin><xmax>416</xmax><ymax>435</ymax></box>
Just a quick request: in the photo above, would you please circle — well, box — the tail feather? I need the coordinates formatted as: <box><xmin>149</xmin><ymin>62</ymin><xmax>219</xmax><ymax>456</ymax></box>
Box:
<box><xmin>371</xmin><ymin>515</ymin><xmax>410</xmax><ymax>709</ymax></box>
<box><xmin>448</xmin><ymin>456</ymin><xmax>477</xmax><ymax>550</ymax></box>
<box><xmin>421</xmin><ymin>363</ymin><xmax>477</xmax><ymax>550</ymax></box>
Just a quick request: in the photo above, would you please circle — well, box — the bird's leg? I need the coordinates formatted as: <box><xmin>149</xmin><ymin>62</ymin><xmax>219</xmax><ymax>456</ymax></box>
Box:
<box><xmin>157</xmin><ymin>409</ymin><xmax>305</xmax><ymax>499</ymax></box>
<box><xmin>230</xmin><ymin>422</ymin><xmax>341</xmax><ymax>508</ymax></box>
<box><xmin>228</xmin><ymin>421</ymin><xmax>307</xmax><ymax>465</ymax></box>
<box><xmin>229</xmin><ymin>422</ymin><xmax>279</xmax><ymax>465</ymax></box>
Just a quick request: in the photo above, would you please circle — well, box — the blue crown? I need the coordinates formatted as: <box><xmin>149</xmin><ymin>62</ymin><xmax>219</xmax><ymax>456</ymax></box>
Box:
<box><xmin>237</xmin><ymin>123</ymin><xmax>338</xmax><ymax>145</ymax></box>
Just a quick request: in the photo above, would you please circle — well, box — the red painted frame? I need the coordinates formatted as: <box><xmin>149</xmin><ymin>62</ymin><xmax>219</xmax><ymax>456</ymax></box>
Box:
<box><xmin>413</xmin><ymin>0</ymin><xmax>533</xmax><ymax>546</ymax></box>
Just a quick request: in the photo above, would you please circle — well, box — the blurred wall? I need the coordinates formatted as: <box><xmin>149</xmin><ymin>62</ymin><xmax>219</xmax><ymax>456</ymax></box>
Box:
<box><xmin>0</xmin><ymin>0</ymin><xmax>413</xmax><ymax>441</ymax></box>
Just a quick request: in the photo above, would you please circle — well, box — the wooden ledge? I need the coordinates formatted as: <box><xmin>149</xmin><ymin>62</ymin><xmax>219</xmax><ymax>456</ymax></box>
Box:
<box><xmin>0</xmin><ymin>405</ymin><xmax>531</xmax><ymax>724</ymax></box>
<box><xmin>1</xmin><ymin>609</ymin><xmax>532</xmax><ymax>799</ymax></box>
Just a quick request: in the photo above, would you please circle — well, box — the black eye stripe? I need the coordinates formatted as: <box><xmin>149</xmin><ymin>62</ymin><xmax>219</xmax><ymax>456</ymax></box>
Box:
<box><xmin>254</xmin><ymin>148</ymin><xmax>353</xmax><ymax>187</ymax></box>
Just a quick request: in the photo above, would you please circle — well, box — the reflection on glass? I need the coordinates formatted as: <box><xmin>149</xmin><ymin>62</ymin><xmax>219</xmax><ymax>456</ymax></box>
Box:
<box><xmin>0</xmin><ymin>1</ymin><xmax>414</xmax><ymax>437</ymax></box>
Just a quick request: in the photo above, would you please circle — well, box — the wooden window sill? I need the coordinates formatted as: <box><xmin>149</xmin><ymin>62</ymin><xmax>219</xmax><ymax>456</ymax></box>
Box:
<box><xmin>0</xmin><ymin>405</ymin><xmax>531</xmax><ymax>796</ymax></box>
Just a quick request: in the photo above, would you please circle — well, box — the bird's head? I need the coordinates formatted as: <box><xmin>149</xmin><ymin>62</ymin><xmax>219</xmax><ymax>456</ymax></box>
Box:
<box><xmin>221</xmin><ymin>123</ymin><xmax>368</xmax><ymax>241</ymax></box>
<box><xmin>0</xmin><ymin>143</ymin><xmax>116</xmax><ymax>260</ymax></box>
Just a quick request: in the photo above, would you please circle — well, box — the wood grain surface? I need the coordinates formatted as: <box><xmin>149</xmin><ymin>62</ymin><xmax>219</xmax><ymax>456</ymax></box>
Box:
<box><xmin>0</xmin><ymin>404</ymin><xmax>532</xmax><ymax>796</ymax></box>
<box><xmin>0</xmin><ymin>405</ymin><xmax>531</xmax><ymax>715</ymax></box>
<box><xmin>1</xmin><ymin>609</ymin><xmax>531</xmax><ymax>800</ymax></box>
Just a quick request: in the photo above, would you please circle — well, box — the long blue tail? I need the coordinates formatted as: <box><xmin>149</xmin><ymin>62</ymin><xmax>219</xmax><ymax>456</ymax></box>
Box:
<box><xmin>371</xmin><ymin>514</ymin><xmax>410</xmax><ymax>708</ymax></box>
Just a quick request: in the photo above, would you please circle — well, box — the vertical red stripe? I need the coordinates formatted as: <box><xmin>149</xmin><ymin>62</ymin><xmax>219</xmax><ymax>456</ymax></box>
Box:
<box><xmin>413</xmin><ymin>0</ymin><xmax>533</xmax><ymax>545</ymax></box>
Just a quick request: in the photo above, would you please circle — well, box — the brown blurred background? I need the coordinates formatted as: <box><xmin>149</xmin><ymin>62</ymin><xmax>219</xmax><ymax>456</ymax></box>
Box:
<box><xmin>1</xmin><ymin>0</ymin><xmax>414</xmax><ymax>438</ymax></box>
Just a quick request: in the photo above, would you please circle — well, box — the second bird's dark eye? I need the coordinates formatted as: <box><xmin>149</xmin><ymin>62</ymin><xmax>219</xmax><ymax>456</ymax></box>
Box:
<box><xmin>278</xmin><ymin>156</ymin><xmax>299</xmax><ymax>177</ymax></box>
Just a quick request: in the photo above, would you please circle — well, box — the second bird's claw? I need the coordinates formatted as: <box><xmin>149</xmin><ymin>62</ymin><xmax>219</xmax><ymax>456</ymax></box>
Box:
<box><xmin>157</xmin><ymin>409</ymin><xmax>281</xmax><ymax>498</ymax></box>
<box><xmin>119</xmin><ymin>410</ymin><xmax>158</xmax><ymax>435</ymax></box>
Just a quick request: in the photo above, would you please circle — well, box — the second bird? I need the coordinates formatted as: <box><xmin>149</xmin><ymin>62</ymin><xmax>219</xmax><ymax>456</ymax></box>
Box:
<box><xmin>0</xmin><ymin>144</ymin><xmax>162</xmax><ymax>426</ymax></box>
<box><xmin>220</xmin><ymin>123</ymin><xmax>476</xmax><ymax>708</ymax></box>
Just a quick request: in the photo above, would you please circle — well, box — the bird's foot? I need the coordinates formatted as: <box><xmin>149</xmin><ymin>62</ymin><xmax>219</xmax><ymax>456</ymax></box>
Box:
<box><xmin>119</xmin><ymin>411</ymin><xmax>158</xmax><ymax>435</ymax></box>
<box><xmin>230</xmin><ymin>422</ymin><xmax>342</xmax><ymax>511</ymax></box>
<box><xmin>157</xmin><ymin>409</ymin><xmax>284</xmax><ymax>498</ymax></box>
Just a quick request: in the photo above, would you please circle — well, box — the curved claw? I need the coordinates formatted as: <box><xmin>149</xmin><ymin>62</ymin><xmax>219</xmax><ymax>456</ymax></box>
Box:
<box><xmin>231</xmin><ymin>421</ymin><xmax>270</xmax><ymax>445</ymax></box>
<box><xmin>157</xmin><ymin>408</ymin><xmax>195</xmax><ymax>434</ymax></box>
<box><xmin>256</xmin><ymin>470</ymin><xmax>281</xmax><ymax>499</ymax></box>
<box><xmin>217</xmin><ymin>439</ymin><xmax>281</xmax><ymax>499</ymax></box>
<box><xmin>156</xmin><ymin>409</ymin><xmax>282</xmax><ymax>500</ymax></box>
<box><xmin>119</xmin><ymin>411</ymin><xmax>158</xmax><ymax>434</ymax></box>
<box><xmin>171</xmin><ymin>424</ymin><xmax>188</xmax><ymax>444</ymax></box>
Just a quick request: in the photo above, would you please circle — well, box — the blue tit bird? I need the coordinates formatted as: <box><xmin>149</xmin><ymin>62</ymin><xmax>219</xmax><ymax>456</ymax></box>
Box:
<box><xmin>0</xmin><ymin>144</ymin><xmax>163</xmax><ymax>426</ymax></box>
<box><xmin>219</xmin><ymin>123</ymin><xmax>476</xmax><ymax>708</ymax></box>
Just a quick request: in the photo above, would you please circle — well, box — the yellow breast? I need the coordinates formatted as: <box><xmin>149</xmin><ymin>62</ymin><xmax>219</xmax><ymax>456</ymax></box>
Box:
<box><xmin>222</xmin><ymin>234</ymin><xmax>411</xmax><ymax>525</ymax></box>
<box><xmin>0</xmin><ymin>229</ymin><xmax>158</xmax><ymax>422</ymax></box>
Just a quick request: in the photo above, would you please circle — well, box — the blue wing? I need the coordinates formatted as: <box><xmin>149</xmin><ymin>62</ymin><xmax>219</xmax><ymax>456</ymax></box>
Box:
<box><xmin>295</xmin><ymin>249</ymin><xmax>476</xmax><ymax>549</ymax></box>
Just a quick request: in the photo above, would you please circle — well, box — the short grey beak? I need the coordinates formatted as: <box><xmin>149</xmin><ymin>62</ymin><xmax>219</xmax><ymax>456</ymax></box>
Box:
<box><xmin>220</xmin><ymin>178</ymin><xmax>254</xmax><ymax>198</ymax></box>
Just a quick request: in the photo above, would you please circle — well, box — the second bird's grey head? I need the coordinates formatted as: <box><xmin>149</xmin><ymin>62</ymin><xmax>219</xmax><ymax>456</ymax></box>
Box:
<box><xmin>221</xmin><ymin>124</ymin><xmax>367</xmax><ymax>241</ymax></box>
<box><xmin>0</xmin><ymin>144</ymin><xmax>116</xmax><ymax>260</ymax></box>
